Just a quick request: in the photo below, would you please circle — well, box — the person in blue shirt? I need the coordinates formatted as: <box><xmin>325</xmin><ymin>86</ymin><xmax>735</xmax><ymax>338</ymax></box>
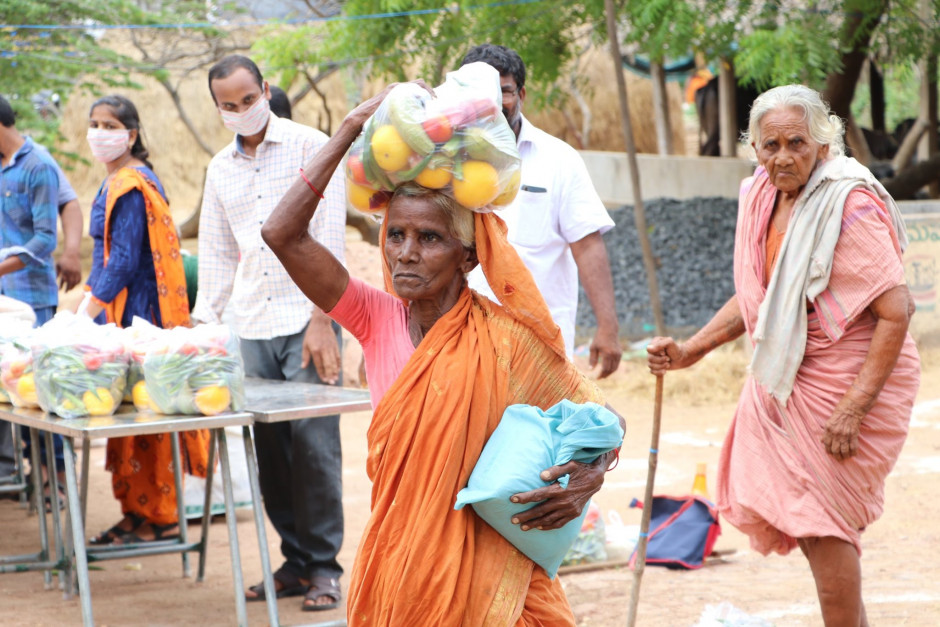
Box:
<box><xmin>0</xmin><ymin>95</ymin><xmax>59</xmax><ymax>321</ymax></box>
<box><xmin>0</xmin><ymin>94</ymin><xmax>62</xmax><ymax>504</ymax></box>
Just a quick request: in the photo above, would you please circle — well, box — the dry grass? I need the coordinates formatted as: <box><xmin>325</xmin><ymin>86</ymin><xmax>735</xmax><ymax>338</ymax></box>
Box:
<box><xmin>594</xmin><ymin>343</ymin><xmax>748</xmax><ymax>408</ymax></box>
<box><xmin>528</xmin><ymin>47</ymin><xmax>687</xmax><ymax>154</ymax></box>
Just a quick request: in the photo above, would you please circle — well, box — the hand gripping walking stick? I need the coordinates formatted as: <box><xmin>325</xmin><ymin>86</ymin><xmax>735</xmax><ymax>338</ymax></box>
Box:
<box><xmin>626</xmin><ymin>374</ymin><xmax>663</xmax><ymax>627</ymax></box>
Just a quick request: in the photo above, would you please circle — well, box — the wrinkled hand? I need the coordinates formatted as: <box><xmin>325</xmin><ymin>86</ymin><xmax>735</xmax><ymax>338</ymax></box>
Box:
<box><xmin>56</xmin><ymin>251</ymin><xmax>82</xmax><ymax>291</ymax></box>
<box><xmin>509</xmin><ymin>458</ymin><xmax>607</xmax><ymax>531</ymax></box>
<box><xmin>646</xmin><ymin>336</ymin><xmax>694</xmax><ymax>375</ymax></box>
<box><xmin>303</xmin><ymin>317</ymin><xmax>340</xmax><ymax>385</ymax></box>
<box><xmin>822</xmin><ymin>395</ymin><xmax>867</xmax><ymax>461</ymax></box>
<box><xmin>590</xmin><ymin>326</ymin><xmax>622</xmax><ymax>379</ymax></box>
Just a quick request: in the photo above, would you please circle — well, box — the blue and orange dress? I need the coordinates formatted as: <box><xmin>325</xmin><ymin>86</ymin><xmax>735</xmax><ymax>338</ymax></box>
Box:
<box><xmin>87</xmin><ymin>165</ymin><xmax>209</xmax><ymax>528</ymax></box>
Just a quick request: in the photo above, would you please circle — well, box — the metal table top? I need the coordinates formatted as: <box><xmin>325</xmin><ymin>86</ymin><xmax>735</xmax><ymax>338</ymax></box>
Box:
<box><xmin>0</xmin><ymin>405</ymin><xmax>253</xmax><ymax>439</ymax></box>
<box><xmin>243</xmin><ymin>377</ymin><xmax>372</xmax><ymax>423</ymax></box>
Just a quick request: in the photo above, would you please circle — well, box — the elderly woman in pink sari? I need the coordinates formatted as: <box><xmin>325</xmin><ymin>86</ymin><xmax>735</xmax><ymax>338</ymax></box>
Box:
<box><xmin>648</xmin><ymin>84</ymin><xmax>919</xmax><ymax>626</ymax></box>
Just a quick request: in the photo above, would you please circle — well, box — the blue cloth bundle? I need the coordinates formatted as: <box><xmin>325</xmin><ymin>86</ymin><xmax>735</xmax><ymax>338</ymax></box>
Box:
<box><xmin>454</xmin><ymin>399</ymin><xmax>623</xmax><ymax>577</ymax></box>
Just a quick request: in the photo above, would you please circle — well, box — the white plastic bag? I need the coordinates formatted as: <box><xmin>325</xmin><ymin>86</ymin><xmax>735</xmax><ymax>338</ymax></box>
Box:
<box><xmin>31</xmin><ymin>312</ymin><xmax>129</xmax><ymax>419</ymax></box>
<box><xmin>143</xmin><ymin>323</ymin><xmax>245</xmax><ymax>416</ymax></box>
<box><xmin>694</xmin><ymin>602</ymin><xmax>775</xmax><ymax>627</ymax></box>
<box><xmin>604</xmin><ymin>510</ymin><xmax>640</xmax><ymax>561</ymax></box>
<box><xmin>345</xmin><ymin>62</ymin><xmax>521</xmax><ymax>215</ymax></box>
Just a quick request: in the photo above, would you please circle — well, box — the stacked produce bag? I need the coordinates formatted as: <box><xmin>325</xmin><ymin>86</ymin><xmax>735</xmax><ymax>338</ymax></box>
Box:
<box><xmin>31</xmin><ymin>313</ymin><xmax>129</xmax><ymax>419</ymax></box>
<box><xmin>345</xmin><ymin>62</ymin><xmax>521</xmax><ymax>215</ymax></box>
<box><xmin>0</xmin><ymin>312</ymin><xmax>246</xmax><ymax>419</ymax></box>
<box><xmin>0</xmin><ymin>323</ymin><xmax>38</xmax><ymax>407</ymax></box>
<box><xmin>142</xmin><ymin>323</ymin><xmax>245</xmax><ymax>416</ymax></box>
<box><xmin>121</xmin><ymin>318</ymin><xmax>164</xmax><ymax>410</ymax></box>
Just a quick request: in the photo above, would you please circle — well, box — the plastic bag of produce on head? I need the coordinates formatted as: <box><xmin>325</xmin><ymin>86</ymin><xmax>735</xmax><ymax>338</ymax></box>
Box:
<box><xmin>31</xmin><ymin>312</ymin><xmax>129</xmax><ymax>419</ymax></box>
<box><xmin>143</xmin><ymin>323</ymin><xmax>245</xmax><ymax>416</ymax></box>
<box><xmin>0</xmin><ymin>329</ymin><xmax>39</xmax><ymax>408</ymax></box>
<box><xmin>121</xmin><ymin>317</ymin><xmax>165</xmax><ymax>410</ymax></box>
<box><xmin>345</xmin><ymin>62</ymin><xmax>521</xmax><ymax>218</ymax></box>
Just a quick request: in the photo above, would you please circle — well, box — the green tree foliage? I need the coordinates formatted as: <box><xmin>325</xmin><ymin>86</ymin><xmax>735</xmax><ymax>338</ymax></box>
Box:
<box><xmin>1</xmin><ymin>1</ymin><xmax>141</xmax><ymax>139</ymax></box>
<box><xmin>619</xmin><ymin>0</ymin><xmax>701</xmax><ymax>64</ymax></box>
<box><xmin>252</xmin><ymin>0</ymin><xmax>606</xmax><ymax>107</ymax></box>
<box><xmin>0</xmin><ymin>0</ymin><xmax>231</xmax><ymax>148</ymax></box>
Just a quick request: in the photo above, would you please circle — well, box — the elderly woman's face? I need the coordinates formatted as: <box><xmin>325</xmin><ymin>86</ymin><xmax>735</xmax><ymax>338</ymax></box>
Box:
<box><xmin>384</xmin><ymin>196</ymin><xmax>475</xmax><ymax>301</ymax></box>
<box><xmin>754</xmin><ymin>106</ymin><xmax>829</xmax><ymax>195</ymax></box>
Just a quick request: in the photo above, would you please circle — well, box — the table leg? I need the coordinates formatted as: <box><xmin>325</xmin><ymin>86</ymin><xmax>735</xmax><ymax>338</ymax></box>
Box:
<box><xmin>218</xmin><ymin>428</ymin><xmax>248</xmax><ymax>627</ymax></box>
<box><xmin>170</xmin><ymin>434</ymin><xmax>191</xmax><ymax>578</ymax></box>
<box><xmin>28</xmin><ymin>428</ymin><xmax>52</xmax><ymax>590</ymax></box>
<box><xmin>63</xmin><ymin>436</ymin><xmax>94</xmax><ymax>626</ymax></box>
<box><xmin>197</xmin><ymin>431</ymin><xmax>217</xmax><ymax>583</ymax></box>
<box><xmin>13</xmin><ymin>424</ymin><xmax>27</xmax><ymax>506</ymax></box>
<box><xmin>243</xmin><ymin>424</ymin><xmax>279</xmax><ymax>627</ymax></box>
<box><xmin>80</xmin><ymin>437</ymin><xmax>90</xmax><ymax>526</ymax></box>
<box><xmin>43</xmin><ymin>430</ymin><xmax>66</xmax><ymax>592</ymax></box>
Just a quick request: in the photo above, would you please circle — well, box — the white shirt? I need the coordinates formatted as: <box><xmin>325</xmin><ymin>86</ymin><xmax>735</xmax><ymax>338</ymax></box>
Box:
<box><xmin>467</xmin><ymin>115</ymin><xmax>614</xmax><ymax>355</ymax></box>
<box><xmin>192</xmin><ymin>113</ymin><xmax>346</xmax><ymax>340</ymax></box>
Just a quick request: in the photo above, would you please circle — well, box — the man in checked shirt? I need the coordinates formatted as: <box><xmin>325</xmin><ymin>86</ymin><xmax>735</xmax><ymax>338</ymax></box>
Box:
<box><xmin>192</xmin><ymin>55</ymin><xmax>347</xmax><ymax>612</ymax></box>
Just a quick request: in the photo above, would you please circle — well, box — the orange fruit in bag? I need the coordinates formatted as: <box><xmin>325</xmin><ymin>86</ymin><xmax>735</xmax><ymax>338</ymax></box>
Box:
<box><xmin>194</xmin><ymin>385</ymin><xmax>231</xmax><ymax>416</ymax></box>
<box><xmin>16</xmin><ymin>373</ymin><xmax>37</xmax><ymax>405</ymax></box>
<box><xmin>348</xmin><ymin>181</ymin><xmax>391</xmax><ymax>214</ymax></box>
<box><xmin>83</xmin><ymin>388</ymin><xmax>116</xmax><ymax>416</ymax></box>
<box><xmin>371</xmin><ymin>124</ymin><xmax>413</xmax><ymax>172</ymax></box>
<box><xmin>414</xmin><ymin>163</ymin><xmax>452</xmax><ymax>189</ymax></box>
<box><xmin>132</xmin><ymin>381</ymin><xmax>153</xmax><ymax>411</ymax></box>
<box><xmin>493</xmin><ymin>169</ymin><xmax>522</xmax><ymax>206</ymax></box>
<box><xmin>452</xmin><ymin>160</ymin><xmax>499</xmax><ymax>209</ymax></box>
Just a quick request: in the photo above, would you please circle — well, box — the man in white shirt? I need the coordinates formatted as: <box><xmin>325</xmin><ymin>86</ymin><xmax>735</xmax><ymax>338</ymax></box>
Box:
<box><xmin>192</xmin><ymin>55</ymin><xmax>346</xmax><ymax>611</ymax></box>
<box><xmin>462</xmin><ymin>44</ymin><xmax>622</xmax><ymax>377</ymax></box>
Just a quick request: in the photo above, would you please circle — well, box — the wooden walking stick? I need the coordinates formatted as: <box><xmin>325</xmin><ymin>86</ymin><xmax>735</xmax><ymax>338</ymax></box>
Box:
<box><xmin>626</xmin><ymin>374</ymin><xmax>664</xmax><ymax>627</ymax></box>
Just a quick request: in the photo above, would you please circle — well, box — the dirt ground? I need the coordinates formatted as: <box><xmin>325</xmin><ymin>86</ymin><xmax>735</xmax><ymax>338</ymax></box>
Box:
<box><xmin>3</xmin><ymin>235</ymin><xmax>940</xmax><ymax>626</ymax></box>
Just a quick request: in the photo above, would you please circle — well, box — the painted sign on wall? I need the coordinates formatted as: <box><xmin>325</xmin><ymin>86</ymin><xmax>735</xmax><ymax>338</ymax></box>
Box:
<box><xmin>903</xmin><ymin>214</ymin><xmax>940</xmax><ymax>332</ymax></box>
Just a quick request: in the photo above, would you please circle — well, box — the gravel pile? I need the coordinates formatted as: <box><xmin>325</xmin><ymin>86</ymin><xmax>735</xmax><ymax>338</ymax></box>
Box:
<box><xmin>575</xmin><ymin>197</ymin><xmax>739</xmax><ymax>342</ymax></box>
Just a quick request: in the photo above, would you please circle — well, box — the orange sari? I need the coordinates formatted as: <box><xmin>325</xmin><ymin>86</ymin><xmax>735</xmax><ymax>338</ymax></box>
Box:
<box><xmin>99</xmin><ymin>167</ymin><xmax>210</xmax><ymax>526</ymax></box>
<box><xmin>347</xmin><ymin>213</ymin><xmax>604</xmax><ymax>625</ymax></box>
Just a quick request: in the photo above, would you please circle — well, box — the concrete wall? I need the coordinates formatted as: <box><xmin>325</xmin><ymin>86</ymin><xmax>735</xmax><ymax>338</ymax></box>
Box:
<box><xmin>578</xmin><ymin>150</ymin><xmax>940</xmax><ymax>339</ymax></box>
<box><xmin>579</xmin><ymin>151</ymin><xmax>754</xmax><ymax>203</ymax></box>
<box><xmin>903</xmin><ymin>211</ymin><xmax>940</xmax><ymax>337</ymax></box>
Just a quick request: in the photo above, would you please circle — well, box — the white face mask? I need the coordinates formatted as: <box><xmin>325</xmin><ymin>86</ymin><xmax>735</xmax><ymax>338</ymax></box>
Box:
<box><xmin>86</xmin><ymin>128</ymin><xmax>131</xmax><ymax>163</ymax></box>
<box><xmin>219</xmin><ymin>95</ymin><xmax>270</xmax><ymax>137</ymax></box>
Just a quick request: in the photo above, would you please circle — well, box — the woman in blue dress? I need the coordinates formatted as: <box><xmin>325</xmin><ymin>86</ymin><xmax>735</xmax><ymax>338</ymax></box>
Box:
<box><xmin>82</xmin><ymin>95</ymin><xmax>209</xmax><ymax>546</ymax></box>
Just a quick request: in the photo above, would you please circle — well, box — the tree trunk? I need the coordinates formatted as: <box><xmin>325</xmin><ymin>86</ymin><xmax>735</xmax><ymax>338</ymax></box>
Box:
<box><xmin>869</xmin><ymin>59</ymin><xmax>886</xmax><ymax>132</ymax></box>
<box><xmin>718</xmin><ymin>59</ymin><xmax>737</xmax><ymax>157</ymax></box>
<box><xmin>178</xmin><ymin>171</ymin><xmax>206</xmax><ymax>240</ymax></box>
<box><xmin>892</xmin><ymin>118</ymin><xmax>927</xmax><ymax>173</ymax></box>
<box><xmin>650</xmin><ymin>62</ymin><xmax>673</xmax><ymax>155</ymax></box>
<box><xmin>918</xmin><ymin>45</ymin><xmax>938</xmax><ymax>198</ymax></box>
<box><xmin>845</xmin><ymin>115</ymin><xmax>874</xmax><ymax>165</ymax></box>
<box><xmin>604</xmin><ymin>0</ymin><xmax>666</xmax><ymax>342</ymax></box>
<box><xmin>156</xmin><ymin>78</ymin><xmax>215</xmax><ymax>158</ymax></box>
<box><xmin>883</xmin><ymin>152</ymin><xmax>940</xmax><ymax>200</ymax></box>
<box><xmin>822</xmin><ymin>0</ymin><xmax>887</xmax><ymax>121</ymax></box>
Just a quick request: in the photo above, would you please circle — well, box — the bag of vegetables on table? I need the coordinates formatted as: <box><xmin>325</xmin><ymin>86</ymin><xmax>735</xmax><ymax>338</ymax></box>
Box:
<box><xmin>345</xmin><ymin>62</ymin><xmax>521</xmax><ymax>217</ymax></box>
<box><xmin>31</xmin><ymin>313</ymin><xmax>129</xmax><ymax>419</ymax></box>
<box><xmin>143</xmin><ymin>323</ymin><xmax>245</xmax><ymax>416</ymax></box>
<box><xmin>121</xmin><ymin>317</ymin><xmax>165</xmax><ymax>410</ymax></box>
<box><xmin>0</xmin><ymin>328</ymin><xmax>38</xmax><ymax>408</ymax></box>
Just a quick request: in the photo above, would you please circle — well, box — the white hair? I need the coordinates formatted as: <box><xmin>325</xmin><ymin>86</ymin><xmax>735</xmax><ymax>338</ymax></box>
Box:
<box><xmin>743</xmin><ymin>84</ymin><xmax>845</xmax><ymax>157</ymax></box>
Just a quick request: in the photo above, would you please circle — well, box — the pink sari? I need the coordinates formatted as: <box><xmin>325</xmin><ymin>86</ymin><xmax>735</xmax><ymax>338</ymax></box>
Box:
<box><xmin>721</xmin><ymin>167</ymin><xmax>920</xmax><ymax>555</ymax></box>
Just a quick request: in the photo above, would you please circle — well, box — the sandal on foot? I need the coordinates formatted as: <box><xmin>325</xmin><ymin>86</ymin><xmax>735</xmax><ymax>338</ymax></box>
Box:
<box><xmin>245</xmin><ymin>568</ymin><xmax>308</xmax><ymax>602</ymax></box>
<box><xmin>90</xmin><ymin>513</ymin><xmax>145</xmax><ymax>545</ymax></box>
<box><xmin>302</xmin><ymin>576</ymin><xmax>341</xmax><ymax>612</ymax></box>
<box><xmin>113</xmin><ymin>520</ymin><xmax>179</xmax><ymax>545</ymax></box>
